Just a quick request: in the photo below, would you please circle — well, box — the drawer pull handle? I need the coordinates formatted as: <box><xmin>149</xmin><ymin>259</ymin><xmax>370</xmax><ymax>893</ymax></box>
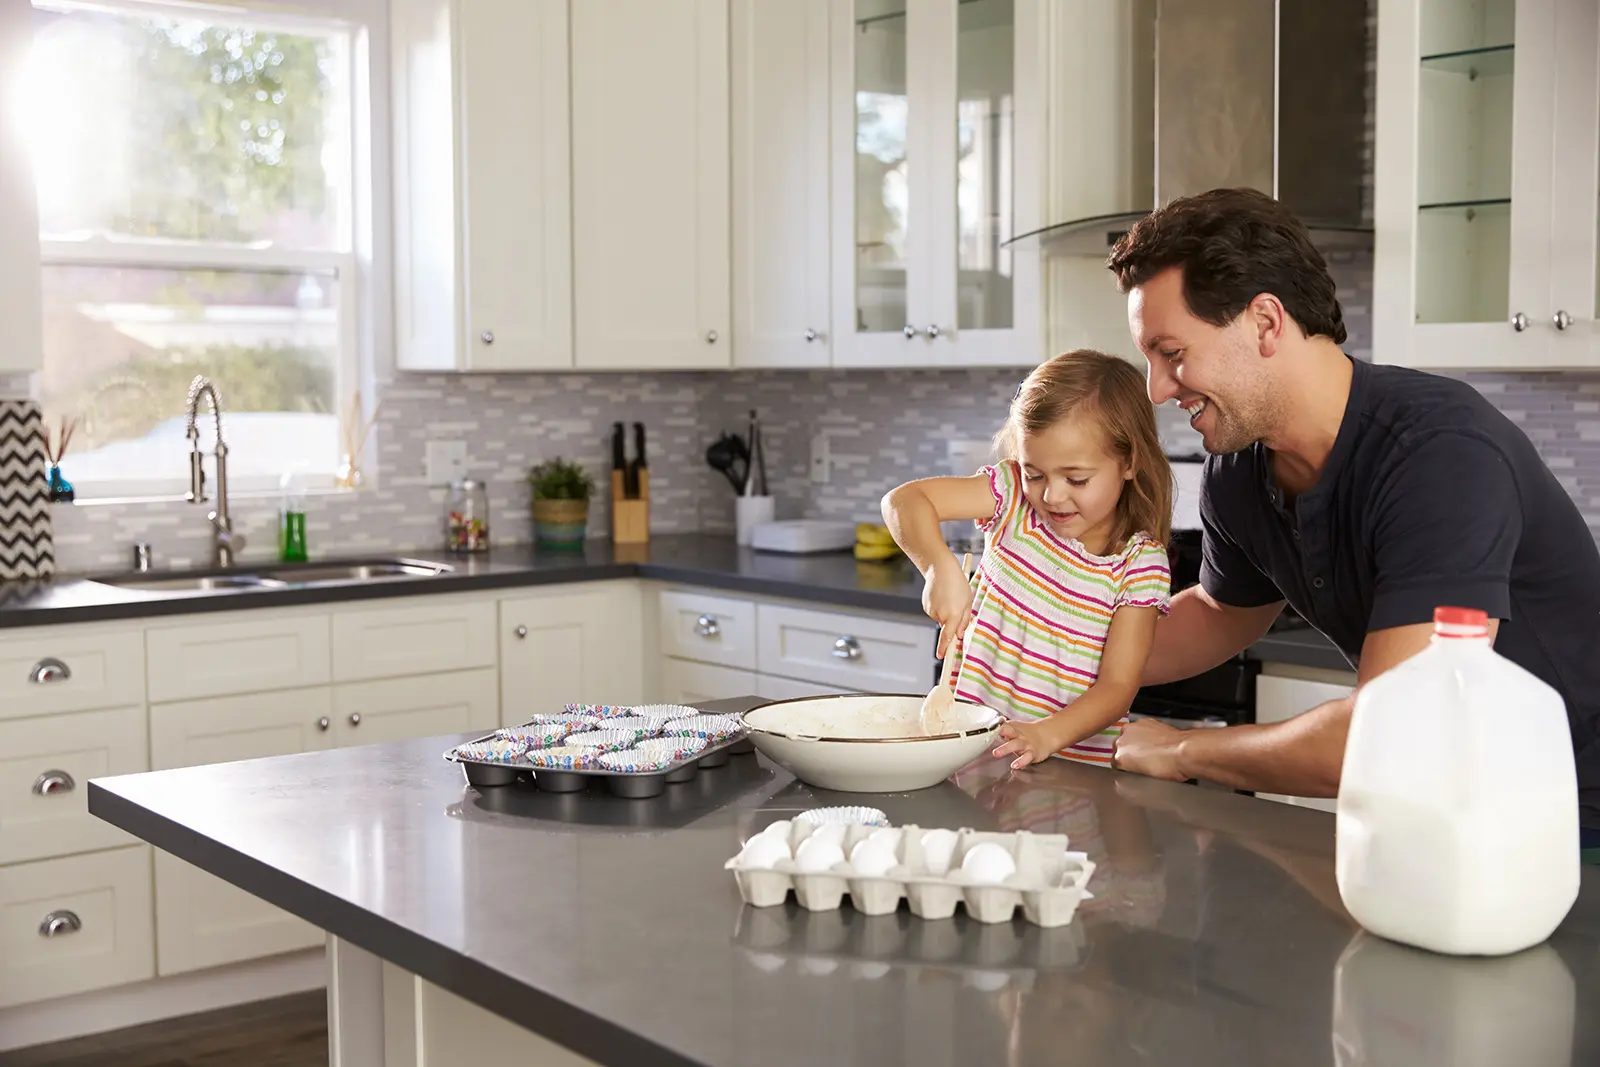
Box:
<box><xmin>39</xmin><ymin>910</ymin><xmax>82</xmax><ymax>939</ymax></box>
<box><xmin>317</xmin><ymin>717</ymin><xmax>331</xmax><ymax>731</ymax></box>
<box><xmin>694</xmin><ymin>615</ymin><xmax>720</xmax><ymax>638</ymax></box>
<box><xmin>348</xmin><ymin>713</ymin><xmax>361</xmax><ymax>727</ymax></box>
<box><xmin>32</xmin><ymin>770</ymin><xmax>76</xmax><ymax>796</ymax></box>
<box><xmin>29</xmin><ymin>658</ymin><xmax>71</xmax><ymax>684</ymax></box>
<box><xmin>832</xmin><ymin>636</ymin><xmax>862</xmax><ymax>661</ymax></box>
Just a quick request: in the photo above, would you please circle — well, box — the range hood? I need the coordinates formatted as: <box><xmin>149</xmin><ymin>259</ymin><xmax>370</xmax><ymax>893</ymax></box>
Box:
<box><xmin>1010</xmin><ymin>0</ymin><xmax>1370</xmax><ymax>255</ymax></box>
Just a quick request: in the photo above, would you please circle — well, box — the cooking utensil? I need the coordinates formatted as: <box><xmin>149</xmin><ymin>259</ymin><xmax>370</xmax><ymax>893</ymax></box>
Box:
<box><xmin>742</xmin><ymin>410</ymin><xmax>768</xmax><ymax>497</ymax></box>
<box><xmin>631</xmin><ymin>422</ymin><xmax>647</xmax><ymax>499</ymax></box>
<box><xmin>611</xmin><ymin>423</ymin><xmax>629</xmax><ymax>496</ymax></box>
<box><xmin>920</xmin><ymin>552</ymin><xmax>972</xmax><ymax>735</ymax></box>
<box><xmin>706</xmin><ymin>433</ymin><xmax>746</xmax><ymax>493</ymax></box>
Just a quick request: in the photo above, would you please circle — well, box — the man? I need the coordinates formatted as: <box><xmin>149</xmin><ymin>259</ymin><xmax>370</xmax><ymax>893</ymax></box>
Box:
<box><xmin>1105</xmin><ymin>188</ymin><xmax>1600</xmax><ymax>840</ymax></box>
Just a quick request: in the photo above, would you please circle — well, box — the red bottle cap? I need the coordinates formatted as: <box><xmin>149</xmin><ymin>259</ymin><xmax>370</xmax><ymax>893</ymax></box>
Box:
<box><xmin>1434</xmin><ymin>606</ymin><xmax>1489</xmax><ymax>638</ymax></box>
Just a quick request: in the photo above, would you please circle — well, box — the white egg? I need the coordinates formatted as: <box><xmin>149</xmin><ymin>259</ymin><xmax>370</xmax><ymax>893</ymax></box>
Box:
<box><xmin>961</xmin><ymin>842</ymin><xmax>1017</xmax><ymax>884</ymax></box>
<box><xmin>758</xmin><ymin>819</ymin><xmax>792</xmax><ymax>840</ymax></box>
<box><xmin>848</xmin><ymin>839</ymin><xmax>897</xmax><ymax>878</ymax></box>
<box><xmin>807</xmin><ymin>823</ymin><xmax>848</xmax><ymax>848</ymax></box>
<box><xmin>793</xmin><ymin>836</ymin><xmax>846</xmax><ymax>873</ymax></box>
<box><xmin>866</xmin><ymin>827</ymin><xmax>902</xmax><ymax>851</ymax></box>
<box><xmin>921</xmin><ymin>828</ymin><xmax>960</xmax><ymax>876</ymax></box>
<box><xmin>854</xmin><ymin>961</ymin><xmax>893</xmax><ymax>980</ymax></box>
<box><xmin>737</xmin><ymin>833</ymin><xmax>792</xmax><ymax>869</ymax></box>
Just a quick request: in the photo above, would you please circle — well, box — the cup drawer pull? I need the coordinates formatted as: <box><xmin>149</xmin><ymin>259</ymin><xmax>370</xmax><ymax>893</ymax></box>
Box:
<box><xmin>29</xmin><ymin>658</ymin><xmax>71</xmax><ymax>684</ymax></box>
<box><xmin>32</xmin><ymin>770</ymin><xmax>76</xmax><ymax>796</ymax></box>
<box><xmin>831</xmin><ymin>636</ymin><xmax>863</xmax><ymax>661</ymax></box>
<box><xmin>39</xmin><ymin>910</ymin><xmax>82</xmax><ymax>938</ymax></box>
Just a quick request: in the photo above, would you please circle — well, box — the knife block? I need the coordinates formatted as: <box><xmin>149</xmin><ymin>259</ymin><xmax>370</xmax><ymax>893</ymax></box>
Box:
<box><xmin>611</xmin><ymin>469</ymin><xmax>650</xmax><ymax>545</ymax></box>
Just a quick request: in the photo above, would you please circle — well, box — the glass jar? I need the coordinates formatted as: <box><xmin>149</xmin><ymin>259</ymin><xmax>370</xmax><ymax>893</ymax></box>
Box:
<box><xmin>446</xmin><ymin>478</ymin><xmax>490</xmax><ymax>553</ymax></box>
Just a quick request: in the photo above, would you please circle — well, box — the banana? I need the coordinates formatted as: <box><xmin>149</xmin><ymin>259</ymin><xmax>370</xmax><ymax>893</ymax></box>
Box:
<box><xmin>853</xmin><ymin>541</ymin><xmax>900</xmax><ymax>562</ymax></box>
<box><xmin>854</xmin><ymin>522</ymin><xmax>896</xmax><ymax>547</ymax></box>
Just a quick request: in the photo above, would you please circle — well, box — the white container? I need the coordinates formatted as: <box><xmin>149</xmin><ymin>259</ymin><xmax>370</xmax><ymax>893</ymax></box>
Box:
<box><xmin>735</xmin><ymin>495</ymin><xmax>776</xmax><ymax>546</ymax></box>
<box><xmin>1336</xmin><ymin>607</ymin><xmax>1580</xmax><ymax>956</ymax></box>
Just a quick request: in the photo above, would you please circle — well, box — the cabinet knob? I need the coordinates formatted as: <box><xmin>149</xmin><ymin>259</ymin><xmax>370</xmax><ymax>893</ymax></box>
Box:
<box><xmin>831</xmin><ymin>635</ymin><xmax>863</xmax><ymax>661</ymax></box>
<box><xmin>348</xmin><ymin>713</ymin><xmax>361</xmax><ymax>727</ymax></box>
<box><xmin>39</xmin><ymin>910</ymin><xmax>81</xmax><ymax>938</ymax></box>
<box><xmin>1511</xmin><ymin>312</ymin><xmax>1530</xmax><ymax>332</ymax></box>
<box><xmin>705</xmin><ymin>330</ymin><xmax>719</xmax><ymax>343</ymax></box>
<box><xmin>902</xmin><ymin>325</ymin><xmax>917</xmax><ymax>339</ymax></box>
<box><xmin>694</xmin><ymin>614</ymin><xmax>720</xmax><ymax>638</ymax></box>
<box><xmin>480</xmin><ymin>330</ymin><xmax>494</xmax><ymax>344</ymax></box>
<box><xmin>804</xmin><ymin>328</ymin><xmax>820</xmax><ymax>342</ymax></box>
<box><xmin>29</xmin><ymin>658</ymin><xmax>70</xmax><ymax>684</ymax></box>
<box><xmin>924</xmin><ymin>324</ymin><xmax>942</xmax><ymax>339</ymax></box>
<box><xmin>317</xmin><ymin>717</ymin><xmax>330</xmax><ymax>731</ymax></box>
<box><xmin>1554</xmin><ymin>309</ymin><xmax>1574</xmax><ymax>331</ymax></box>
<box><xmin>32</xmin><ymin>770</ymin><xmax>75</xmax><ymax>796</ymax></box>
<box><xmin>514</xmin><ymin>625</ymin><xmax>528</xmax><ymax>639</ymax></box>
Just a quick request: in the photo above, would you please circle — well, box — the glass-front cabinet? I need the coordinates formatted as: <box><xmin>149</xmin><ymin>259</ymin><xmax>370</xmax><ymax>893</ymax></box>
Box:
<box><xmin>831</xmin><ymin>0</ymin><xmax>1041</xmax><ymax>368</ymax></box>
<box><xmin>1374</xmin><ymin>0</ymin><xmax>1600</xmax><ymax>368</ymax></box>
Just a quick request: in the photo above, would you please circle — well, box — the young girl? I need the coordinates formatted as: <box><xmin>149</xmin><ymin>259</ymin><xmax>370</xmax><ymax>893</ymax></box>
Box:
<box><xmin>881</xmin><ymin>350</ymin><xmax>1173</xmax><ymax>769</ymax></box>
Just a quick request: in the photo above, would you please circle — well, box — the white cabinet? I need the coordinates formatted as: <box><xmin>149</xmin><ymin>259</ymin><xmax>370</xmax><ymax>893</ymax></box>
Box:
<box><xmin>829</xmin><ymin>0</ymin><xmax>1042</xmax><ymax>368</ymax></box>
<box><xmin>0</xmin><ymin>625</ymin><xmax>144</xmax><ymax>721</ymax></box>
<box><xmin>0</xmin><ymin>0</ymin><xmax>41</xmax><ymax>373</ymax></box>
<box><xmin>0</xmin><ymin>846</ymin><xmax>154</xmax><ymax>1007</ymax></box>
<box><xmin>500</xmin><ymin>584</ymin><xmax>646</xmax><ymax>724</ymax></box>
<box><xmin>660</xmin><ymin>659</ymin><xmax>760</xmax><ymax>705</ymax></box>
<box><xmin>571</xmin><ymin>0</ymin><xmax>731</xmax><ymax>369</ymax></box>
<box><xmin>0</xmin><ymin>706</ymin><xmax>145</xmax><ymax>865</ymax></box>
<box><xmin>333</xmin><ymin>668</ymin><xmax>499</xmax><ymax>746</ymax></box>
<box><xmin>658</xmin><ymin>590</ymin><xmax>758</xmax><ymax>670</ymax></box>
<box><xmin>757</xmin><ymin>603</ymin><xmax>934</xmax><ymax>693</ymax></box>
<box><xmin>755</xmin><ymin>673</ymin><xmax>857</xmax><ymax>701</ymax></box>
<box><xmin>1253</xmin><ymin>672</ymin><xmax>1357</xmax><ymax>814</ymax></box>
<box><xmin>1374</xmin><ymin>0</ymin><xmax>1600</xmax><ymax>368</ymax></box>
<box><xmin>392</xmin><ymin>0</ymin><xmax>573</xmax><ymax>371</ymax></box>
<box><xmin>145</xmin><ymin>611</ymin><xmax>330</xmax><ymax>703</ymax></box>
<box><xmin>732</xmin><ymin>0</ymin><xmax>833</xmax><ymax>368</ymax></box>
<box><xmin>331</xmin><ymin>598</ymin><xmax>497</xmax><ymax>683</ymax></box>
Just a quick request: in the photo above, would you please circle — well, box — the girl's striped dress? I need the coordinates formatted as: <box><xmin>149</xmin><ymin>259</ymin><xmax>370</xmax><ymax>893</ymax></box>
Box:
<box><xmin>951</xmin><ymin>459</ymin><xmax>1172</xmax><ymax>765</ymax></box>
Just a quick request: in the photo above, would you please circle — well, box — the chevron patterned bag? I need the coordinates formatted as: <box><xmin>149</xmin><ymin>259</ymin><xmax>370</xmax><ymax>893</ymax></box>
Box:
<box><xmin>0</xmin><ymin>399</ymin><xmax>54</xmax><ymax>580</ymax></box>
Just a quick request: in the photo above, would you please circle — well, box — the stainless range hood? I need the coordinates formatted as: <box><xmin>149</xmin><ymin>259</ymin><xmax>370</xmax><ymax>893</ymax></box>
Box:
<box><xmin>1011</xmin><ymin>0</ymin><xmax>1370</xmax><ymax>254</ymax></box>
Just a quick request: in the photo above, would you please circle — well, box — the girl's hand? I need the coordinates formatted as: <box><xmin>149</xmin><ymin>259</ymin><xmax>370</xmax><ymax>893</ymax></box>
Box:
<box><xmin>992</xmin><ymin>719</ymin><xmax>1061</xmax><ymax>770</ymax></box>
<box><xmin>923</xmin><ymin>557</ymin><xmax>974</xmax><ymax>659</ymax></box>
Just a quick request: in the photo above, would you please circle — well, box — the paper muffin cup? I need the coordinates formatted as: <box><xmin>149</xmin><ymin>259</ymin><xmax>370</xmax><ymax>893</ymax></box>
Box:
<box><xmin>450</xmin><ymin>738</ymin><xmax>526</xmax><ymax>763</ymax></box>
<box><xmin>523</xmin><ymin>745</ymin><xmax>597</xmax><ymax>770</ymax></box>
<box><xmin>629</xmin><ymin>703</ymin><xmax>701</xmax><ymax>720</ymax></box>
<box><xmin>598</xmin><ymin>736</ymin><xmax>703</xmax><ymax>772</ymax></box>
<box><xmin>797</xmin><ymin>806</ymin><xmax>891</xmax><ymax>828</ymax></box>
<box><xmin>664</xmin><ymin>714</ymin><xmax>745</xmax><ymax>743</ymax></box>
<box><xmin>564</xmin><ymin>703</ymin><xmax>634</xmax><ymax>719</ymax></box>
<box><xmin>599</xmin><ymin>715</ymin><xmax>672</xmax><ymax>738</ymax></box>
<box><xmin>563</xmin><ymin>728</ymin><xmax>646</xmax><ymax>753</ymax></box>
<box><xmin>525</xmin><ymin>712</ymin><xmax>599</xmax><ymax>728</ymax></box>
<box><xmin>496</xmin><ymin>722</ymin><xmax>575</xmax><ymax>749</ymax></box>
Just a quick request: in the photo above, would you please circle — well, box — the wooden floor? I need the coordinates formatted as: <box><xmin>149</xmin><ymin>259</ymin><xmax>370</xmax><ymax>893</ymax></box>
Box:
<box><xmin>6</xmin><ymin>991</ymin><xmax>327</xmax><ymax>1067</ymax></box>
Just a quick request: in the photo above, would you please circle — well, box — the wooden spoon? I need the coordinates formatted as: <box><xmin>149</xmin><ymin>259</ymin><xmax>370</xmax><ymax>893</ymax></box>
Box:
<box><xmin>920</xmin><ymin>553</ymin><xmax>972</xmax><ymax>736</ymax></box>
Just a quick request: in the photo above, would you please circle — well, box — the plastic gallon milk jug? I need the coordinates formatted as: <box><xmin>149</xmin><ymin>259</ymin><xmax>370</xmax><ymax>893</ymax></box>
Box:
<box><xmin>1336</xmin><ymin>607</ymin><xmax>1580</xmax><ymax>956</ymax></box>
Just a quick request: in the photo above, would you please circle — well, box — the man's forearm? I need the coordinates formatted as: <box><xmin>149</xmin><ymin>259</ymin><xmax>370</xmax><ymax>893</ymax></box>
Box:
<box><xmin>1175</xmin><ymin>696</ymin><xmax>1352</xmax><ymax>796</ymax></box>
<box><xmin>1141</xmin><ymin>588</ymin><xmax>1283</xmax><ymax>686</ymax></box>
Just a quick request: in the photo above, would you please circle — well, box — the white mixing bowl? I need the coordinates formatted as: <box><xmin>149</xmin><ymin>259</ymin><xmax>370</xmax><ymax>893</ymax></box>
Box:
<box><xmin>740</xmin><ymin>694</ymin><xmax>1004</xmax><ymax>793</ymax></box>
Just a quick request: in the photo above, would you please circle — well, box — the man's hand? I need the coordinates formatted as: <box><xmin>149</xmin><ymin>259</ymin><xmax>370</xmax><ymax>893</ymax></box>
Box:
<box><xmin>1111</xmin><ymin>718</ymin><xmax>1189</xmax><ymax>781</ymax></box>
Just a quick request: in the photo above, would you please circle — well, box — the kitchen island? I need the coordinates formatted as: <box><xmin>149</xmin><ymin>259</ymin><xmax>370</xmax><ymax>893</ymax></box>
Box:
<box><xmin>88</xmin><ymin>698</ymin><xmax>1598</xmax><ymax>1067</ymax></box>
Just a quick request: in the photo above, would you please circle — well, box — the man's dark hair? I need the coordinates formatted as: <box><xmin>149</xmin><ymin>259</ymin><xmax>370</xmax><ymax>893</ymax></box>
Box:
<box><xmin>1106</xmin><ymin>188</ymin><xmax>1347</xmax><ymax>345</ymax></box>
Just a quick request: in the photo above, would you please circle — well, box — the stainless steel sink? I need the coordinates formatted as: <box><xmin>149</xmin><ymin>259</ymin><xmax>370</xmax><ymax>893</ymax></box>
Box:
<box><xmin>103</xmin><ymin>573</ymin><xmax>286</xmax><ymax>593</ymax></box>
<box><xmin>93</xmin><ymin>557</ymin><xmax>454</xmax><ymax>594</ymax></box>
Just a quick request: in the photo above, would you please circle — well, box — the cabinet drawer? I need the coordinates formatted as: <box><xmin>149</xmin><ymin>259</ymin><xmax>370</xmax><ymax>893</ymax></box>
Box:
<box><xmin>757</xmin><ymin>604</ymin><xmax>934</xmax><ymax>693</ymax></box>
<box><xmin>0</xmin><ymin>626</ymin><xmax>144</xmax><ymax>720</ymax></box>
<box><xmin>0</xmin><ymin>706</ymin><xmax>146</xmax><ymax>865</ymax></box>
<box><xmin>333</xmin><ymin>668</ymin><xmax>500</xmax><ymax>746</ymax></box>
<box><xmin>659</xmin><ymin>590</ymin><xmax>757</xmax><ymax>669</ymax></box>
<box><xmin>154</xmin><ymin>850</ymin><xmax>320</xmax><ymax>976</ymax></box>
<box><xmin>661</xmin><ymin>659</ymin><xmax>758</xmax><ymax>706</ymax></box>
<box><xmin>147</xmin><ymin>612</ymin><xmax>331</xmax><ymax>702</ymax></box>
<box><xmin>150</xmin><ymin>687</ymin><xmax>334</xmax><ymax>771</ymax></box>
<box><xmin>1254</xmin><ymin>675</ymin><xmax>1355</xmax><ymax>726</ymax></box>
<box><xmin>332</xmin><ymin>599</ymin><xmax>496</xmax><ymax>682</ymax></box>
<box><xmin>755</xmin><ymin>673</ymin><xmax>858</xmax><ymax>701</ymax></box>
<box><xmin>0</xmin><ymin>845</ymin><xmax>154</xmax><ymax>1007</ymax></box>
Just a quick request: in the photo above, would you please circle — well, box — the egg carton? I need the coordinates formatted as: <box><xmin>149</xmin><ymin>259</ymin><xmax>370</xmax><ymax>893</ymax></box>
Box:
<box><xmin>725</xmin><ymin>821</ymin><xmax>1095</xmax><ymax>928</ymax></box>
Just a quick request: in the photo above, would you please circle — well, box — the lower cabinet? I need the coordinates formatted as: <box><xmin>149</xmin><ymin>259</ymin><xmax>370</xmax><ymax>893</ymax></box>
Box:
<box><xmin>0</xmin><ymin>705</ymin><xmax>146</xmax><ymax>865</ymax></box>
<box><xmin>0</xmin><ymin>845</ymin><xmax>155</xmax><ymax>1007</ymax></box>
<box><xmin>1253</xmin><ymin>672</ymin><xmax>1357</xmax><ymax>813</ymax></box>
<box><xmin>659</xmin><ymin>658</ymin><xmax>759</xmax><ymax>704</ymax></box>
<box><xmin>332</xmin><ymin>668</ymin><xmax>499</xmax><ymax>745</ymax></box>
<box><xmin>754</xmin><ymin>673</ymin><xmax>857</xmax><ymax>701</ymax></box>
<box><xmin>500</xmin><ymin>584</ymin><xmax>645</xmax><ymax>723</ymax></box>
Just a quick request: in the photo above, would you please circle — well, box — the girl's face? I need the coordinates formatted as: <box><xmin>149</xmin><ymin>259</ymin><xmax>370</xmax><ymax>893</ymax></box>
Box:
<box><xmin>1016</xmin><ymin>412</ymin><xmax>1133</xmax><ymax>555</ymax></box>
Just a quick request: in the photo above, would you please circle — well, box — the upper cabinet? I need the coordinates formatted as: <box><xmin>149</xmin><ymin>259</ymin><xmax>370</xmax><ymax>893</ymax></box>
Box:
<box><xmin>731</xmin><ymin>0</ymin><xmax>833</xmax><ymax>369</ymax></box>
<box><xmin>829</xmin><ymin>0</ymin><xmax>1043</xmax><ymax>368</ymax></box>
<box><xmin>571</xmin><ymin>0</ymin><xmax>731</xmax><ymax>370</ymax></box>
<box><xmin>0</xmin><ymin>0</ymin><xmax>41</xmax><ymax>374</ymax></box>
<box><xmin>1374</xmin><ymin>0</ymin><xmax>1600</xmax><ymax>369</ymax></box>
<box><xmin>392</xmin><ymin>0</ymin><xmax>573</xmax><ymax>371</ymax></box>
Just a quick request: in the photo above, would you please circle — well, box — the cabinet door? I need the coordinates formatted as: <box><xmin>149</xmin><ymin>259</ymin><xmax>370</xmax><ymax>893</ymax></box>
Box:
<box><xmin>732</xmin><ymin>0</ymin><xmax>832</xmax><ymax>368</ymax></box>
<box><xmin>755</xmin><ymin>673</ymin><xmax>858</xmax><ymax>700</ymax></box>
<box><xmin>0</xmin><ymin>0</ymin><xmax>41</xmax><ymax>374</ymax></box>
<box><xmin>1254</xmin><ymin>674</ymin><xmax>1355</xmax><ymax>814</ymax></box>
<box><xmin>661</xmin><ymin>658</ymin><xmax>760</xmax><ymax>705</ymax></box>
<box><xmin>392</xmin><ymin>0</ymin><xmax>572</xmax><ymax>371</ymax></box>
<box><xmin>331</xmin><ymin>598</ymin><xmax>496</xmax><ymax>683</ymax></box>
<box><xmin>572</xmin><ymin>0</ymin><xmax>731</xmax><ymax>369</ymax></box>
<box><xmin>146</xmin><ymin>611</ymin><xmax>330</xmax><ymax>702</ymax></box>
<box><xmin>334</xmin><ymin>668</ymin><xmax>499</xmax><ymax>747</ymax></box>
<box><xmin>1374</xmin><ymin>0</ymin><xmax>1574</xmax><ymax>368</ymax></box>
<box><xmin>1547</xmin><ymin>0</ymin><xmax>1600</xmax><ymax>364</ymax></box>
<box><xmin>149</xmin><ymin>688</ymin><xmax>332</xmax><ymax>975</ymax></box>
<box><xmin>500</xmin><ymin>584</ymin><xmax>645</xmax><ymax>724</ymax></box>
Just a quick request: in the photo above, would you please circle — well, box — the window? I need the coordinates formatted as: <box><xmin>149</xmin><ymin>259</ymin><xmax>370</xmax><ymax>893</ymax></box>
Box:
<box><xmin>26</xmin><ymin>0</ymin><xmax>357</xmax><ymax>497</ymax></box>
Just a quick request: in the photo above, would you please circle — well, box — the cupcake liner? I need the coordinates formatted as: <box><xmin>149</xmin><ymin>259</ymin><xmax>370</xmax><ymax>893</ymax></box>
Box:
<box><xmin>797</xmin><ymin>807</ymin><xmax>891</xmax><ymax>828</ymax></box>
<box><xmin>664</xmin><ymin>714</ymin><xmax>746</xmax><ymax>743</ymax></box>
<box><xmin>628</xmin><ymin>703</ymin><xmax>701</xmax><ymax>720</ymax></box>
<box><xmin>599</xmin><ymin>715</ymin><xmax>671</xmax><ymax>738</ymax></box>
<box><xmin>496</xmin><ymin>722</ymin><xmax>575</xmax><ymax>749</ymax></box>
<box><xmin>524</xmin><ymin>712</ymin><xmax>600</xmax><ymax>728</ymax></box>
<box><xmin>449</xmin><ymin>738</ymin><xmax>526</xmax><ymax>763</ymax></box>
<box><xmin>564</xmin><ymin>703</ymin><xmax>634</xmax><ymax>719</ymax></box>
<box><xmin>524</xmin><ymin>745</ymin><xmax>597</xmax><ymax>770</ymax></box>
<box><xmin>564</xmin><ymin>728</ymin><xmax>646</xmax><ymax>753</ymax></box>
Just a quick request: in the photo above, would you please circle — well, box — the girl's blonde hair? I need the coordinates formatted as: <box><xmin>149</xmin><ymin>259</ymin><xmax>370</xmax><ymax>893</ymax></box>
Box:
<box><xmin>993</xmin><ymin>350</ymin><xmax>1173</xmax><ymax>548</ymax></box>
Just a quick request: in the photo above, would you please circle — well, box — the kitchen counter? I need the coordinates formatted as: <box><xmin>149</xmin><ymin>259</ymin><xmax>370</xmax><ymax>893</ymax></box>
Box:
<box><xmin>89</xmin><ymin>697</ymin><xmax>1599</xmax><ymax>1067</ymax></box>
<box><xmin>0</xmin><ymin>534</ymin><xmax>1344</xmax><ymax>671</ymax></box>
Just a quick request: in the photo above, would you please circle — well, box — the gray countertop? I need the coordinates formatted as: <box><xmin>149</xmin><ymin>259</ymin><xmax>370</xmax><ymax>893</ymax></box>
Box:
<box><xmin>89</xmin><ymin>697</ymin><xmax>1599</xmax><ymax>1067</ymax></box>
<box><xmin>0</xmin><ymin>534</ymin><xmax>1343</xmax><ymax>671</ymax></box>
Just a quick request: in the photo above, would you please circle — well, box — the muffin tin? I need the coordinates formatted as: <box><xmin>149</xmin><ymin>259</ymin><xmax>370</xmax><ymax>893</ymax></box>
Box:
<box><xmin>725</xmin><ymin>819</ymin><xmax>1095</xmax><ymax>928</ymax></box>
<box><xmin>446</xmin><ymin>703</ymin><xmax>752</xmax><ymax>799</ymax></box>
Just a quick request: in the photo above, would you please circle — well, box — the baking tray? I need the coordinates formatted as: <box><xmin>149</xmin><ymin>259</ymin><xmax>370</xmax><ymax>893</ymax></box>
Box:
<box><xmin>446</xmin><ymin>719</ymin><xmax>753</xmax><ymax>800</ymax></box>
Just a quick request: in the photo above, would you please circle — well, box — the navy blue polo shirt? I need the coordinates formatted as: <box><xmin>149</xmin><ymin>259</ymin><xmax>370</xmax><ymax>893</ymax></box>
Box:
<box><xmin>1199</xmin><ymin>356</ymin><xmax>1600</xmax><ymax>829</ymax></box>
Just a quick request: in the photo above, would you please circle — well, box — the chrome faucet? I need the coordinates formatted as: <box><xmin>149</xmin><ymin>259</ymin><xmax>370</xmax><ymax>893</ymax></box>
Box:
<box><xmin>184</xmin><ymin>376</ymin><xmax>244</xmax><ymax>567</ymax></box>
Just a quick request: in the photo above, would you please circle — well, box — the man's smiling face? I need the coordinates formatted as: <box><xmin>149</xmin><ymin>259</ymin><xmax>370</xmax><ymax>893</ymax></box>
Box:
<box><xmin>1128</xmin><ymin>266</ymin><xmax>1279</xmax><ymax>455</ymax></box>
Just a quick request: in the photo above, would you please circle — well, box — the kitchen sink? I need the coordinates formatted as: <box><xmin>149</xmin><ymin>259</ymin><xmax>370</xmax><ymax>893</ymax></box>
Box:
<box><xmin>93</xmin><ymin>557</ymin><xmax>454</xmax><ymax>594</ymax></box>
<box><xmin>259</xmin><ymin>559</ymin><xmax>454</xmax><ymax>584</ymax></box>
<box><xmin>103</xmin><ymin>573</ymin><xmax>287</xmax><ymax>593</ymax></box>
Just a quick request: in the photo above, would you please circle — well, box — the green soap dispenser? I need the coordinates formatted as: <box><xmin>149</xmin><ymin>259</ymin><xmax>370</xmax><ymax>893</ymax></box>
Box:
<box><xmin>278</xmin><ymin>468</ymin><xmax>308</xmax><ymax>563</ymax></box>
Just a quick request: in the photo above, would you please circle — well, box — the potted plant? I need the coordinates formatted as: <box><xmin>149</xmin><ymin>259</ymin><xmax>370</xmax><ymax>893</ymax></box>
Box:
<box><xmin>528</xmin><ymin>457</ymin><xmax>595</xmax><ymax>547</ymax></box>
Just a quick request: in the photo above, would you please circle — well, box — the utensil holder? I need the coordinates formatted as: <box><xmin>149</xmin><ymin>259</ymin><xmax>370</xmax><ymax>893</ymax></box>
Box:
<box><xmin>611</xmin><ymin>469</ymin><xmax>650</xmax><ymax>545</ymax></box>
<box><xmin>736</xmin><ymin>495</ymin><xmax>775</xmax><ymax>547</ymax></box>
